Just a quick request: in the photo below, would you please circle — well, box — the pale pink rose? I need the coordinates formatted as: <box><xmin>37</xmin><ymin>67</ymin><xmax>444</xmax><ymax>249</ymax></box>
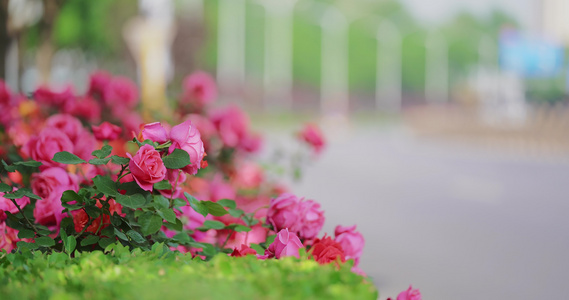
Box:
<box><xmin>396</xmin><ymin>285</ymin><xmax>422</xmax><ymax>300</ymax></box>
<box><xmin>181</xmin><ymin>71</ymin><xmax>217</xmax><ymax>106</ymax></box>
<box><xmin>264</xmin><ymin>228</ymin><xmax>303</xmax><ymax>259</ymax></box>
<box><xmin>169</xmin><ymin>120</ymin><xmax>205</xmax><ymax>175</ymax></box>
<box><xmin>334</xmin><ymin>225</ymin><xmax>365</xmax><ymax>266</ymax></box>
<box><xmin>87</xmin><ymin>70</ymin><xmax>112</xmax><ymax>98</ymax></box>
<box><xmin>0</xmin><ymin>191</ymin><xmax>30</xmax><ymax>222</ymax></box>
<box><xmin>0</xmin><ymin>223</ymin><xmax>20</xmax><ymax>252</ymax></box>
<box><xmin>126</xmin><ymin>144</ymin><xmax>166</xmax><ymax>191</ymax></box>
<box><xmin>266</xmin><ymin>193</ymin><xmax>302</xmax><ymax>234</ymax></box>
<box><xmin>22</xmin><ymin>128</ymin><xmax>74</xmax><ymax>167</ymax></box>
<box><xmin>221</xmin><ymin>224</ymin><xmax>268</xmax><ymax>250</ymax></box>
<box><xmin>141</xmin><ymin>122</ymin><xmax>169</xmax><ymax>143</ymax></box>
<box><xmin>32</xmin><ymin>167</ymin><xmax>79</xmax><ymax>229</ymax></box>
<box><xmin>299</xmin><ymin>123</ymin><xmax>326</xmax><ymax>154</ymax></box>
<box><xmin>298</xmin><ymin>199</ymin><xmax>325</xmax><ymax>240</ymax></box>
<box><xmin>92</xmin><ymin>121</ymin><xmax>122</xmax><ymax>141</ymax></box>
<box><xmin>184</xmin><ymin>114</ymin><xmax>215</xmax><ymax>151</ymax></box>
<box><xmin>103</xmin><ymin>76</ymin><xmax>139</xmax><ymax>109</ymax></box>
<box><xmin>45</xmin><ymin>114</ymin><xmax>84</xmax><ymax>143</ymax></box>
<box><xmin>158</xmin><ymin>169</ymin><xmax>187</xmax><ymax>199</ymax></box>
<box><xmin>33</xmin><ymin>86</ymin><xmax>75</xmax><ymax>109</ymax></box>
<box><xmin>233</xmin><ymin>161</ymin><xmax>264</xmax><ymax>189</ymax></box>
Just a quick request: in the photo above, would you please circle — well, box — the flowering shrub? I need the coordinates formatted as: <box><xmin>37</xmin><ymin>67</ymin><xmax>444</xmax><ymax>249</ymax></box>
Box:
<box><xmin>0</xmin><ymin>71</ymin><xmax>418</xmax><ymax>298</ymax></box>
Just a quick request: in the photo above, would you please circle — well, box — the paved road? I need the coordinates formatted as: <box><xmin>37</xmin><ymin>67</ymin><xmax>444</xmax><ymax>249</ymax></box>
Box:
<box><xmin>281</xmin><ymin>123</ymin><xmax>569</xmax><ymax>300</ymax></box>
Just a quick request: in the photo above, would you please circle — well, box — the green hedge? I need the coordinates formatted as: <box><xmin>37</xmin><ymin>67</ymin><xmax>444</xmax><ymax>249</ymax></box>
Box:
<box><xmin>0</xmin><ymin>244</ymin><xmax>377</xmax><ymax>300</ymax></box>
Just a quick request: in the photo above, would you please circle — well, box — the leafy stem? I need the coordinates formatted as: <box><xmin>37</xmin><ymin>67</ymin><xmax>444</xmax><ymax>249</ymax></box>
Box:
<box><xmin>9</xmin><ymin>199</ymin><xmax>39</xmax><ymax>234</ymax></box>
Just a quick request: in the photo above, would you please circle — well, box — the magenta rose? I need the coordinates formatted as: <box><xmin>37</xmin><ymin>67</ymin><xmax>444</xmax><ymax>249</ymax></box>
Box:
<box><xmin>92</xmin><ymin>121</ymin><xmax>122</xmax><ymax>141</ymax></box>
<box><xmin>87</xmin><ymin>70</ymin><xmax>112</xmax><ymax>98</ymax></box>
<box><xmin>395</xmin><ymin>285</ymin><xmax>422</xmax><ymax>300</ymax></box>
<box><xmin>264</xmin><ymin>228</ymin><xmax>304</xmax><ymax>259</ymax></box>
<box><xmin>141</xmin><ymin>122</ymin><xmax>169</xmax><ymax>143</ymax></box>
<box><xmin>266</xmin><ymin>193</ymin><xmax>302</xmax><ymax>234</ymax></box>
<box><xmin>210</xmin><ymin>105</ymin><xmax>262</xmax><ymax>152</ymax></box>
<box><xmin>127</xmin><ymin>144</ymin><xmax>166</xmax><ymax>191</ymax></box>
<box><xmin>22</xmin><ymin>128</ymin><xmax>74</xmax><ymax>167</ymax></box>
<box><xmin>181</xmin><ymin>71</ymin><xmax>217</xmax><ymax>106</ymax></box>
<box><xmin>298</xmin><ymin>199</ymin><xmax>325</xmax><ymax>240</ymax></box>
<box><xmin>103</xmin><ymin>76</ymin><xmax>139</xmax><ymax>114</ymax></box>
<box><xmin>34</xmin><ymin>86</ymin><xmax>75</xmax><ymax>109</ymax></box>
<box><xmin>169</xmin><ymin>120</ymin><xmax>205</xmax><ymax>175</ymax></box>
<box><xmin>45</xmin><ymin>114</ymin><xmax>84</xmax><ymax>143</ymax></box>
<box><xmin>334</xmin><ymin>224</ymin><xmax>365</xmax><ymax>266</ymax></box>
<box><xmin>32</xmin><ymin>167</ymin><xmax>78</xmax><ymax>229</ymax></box>
<box><xmin>72</xmin><ymin>132</ymin><xmax>98</xmax><ymax>161</ymax></box>
<box><xmin>66</xmin><ymin>96</ymin><xmax>101</xmax><ymax>123</ymax></box>
<box><xmin>299</xmin><ymin>123</ymin><xmax>325</xmax><ymax>154</ymax></box>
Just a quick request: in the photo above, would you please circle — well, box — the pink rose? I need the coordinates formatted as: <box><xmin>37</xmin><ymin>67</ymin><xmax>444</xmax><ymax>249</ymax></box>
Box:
<box><xmin>232</xmin><ymin>161</ymin><xmax>264</xmax><ymax>189</ymax></box>
<box><xmin>264</xmin><ymin>228</ymin><xmax>303</xmax><ymax>259</ymax></box>
<box><xmin>209</xmin><ymin>105</ymin><xmax>261</xmax><ymax>152</ymax></box>
<box><xmin>45</xmin><ymin>114</ymin><xmax>84</xmax><ymax>143</ymax></box>
<box><xmin>169</xmin><ymin>120</ymin><xmax>205</xmax><ymax>175</ymax></box>
<box><xmin>299</xmin><ymin>123</ymin><xmax>325</xmax><ymax>154</ymax></box>
<box><xmin>22</xmin><ymin>128</ymin><xmax>74</xmax><ymax>167</ymax></box>
<box><xmin>310</xmin><ymin>235</ymin><xmax>346</xmax><ymax>265</ymax></box>
<box><xmin>122</xmin><ymin>113</ymin><xmax>144</xmax><ymax>138</ymax></box>
<box><xmin>66</xmin><ymin>96</ymin><xmax>101</xmax><ymax>123</ymax></box>
<box><xmin>103</xmin><ymin>76</ymin><xmax>139</xmax><ymax>110</ymax></box>
<box><xmin>229</xmin><ymin>244</ymin><xmax>257</xmax><ymax>257</ymax></box>
<box><xmin>0</xmin><ymin>223</ymin><xmax>20</xmax><ymax>252</ymax></box>
<box><xmin>72</xmin><ymin>133</ymin><xmax>98</xmax><ymax>161</ymax></box>
<box><xmin>141</xmin><ymin>122</ymin><xmax>169</xmax><ymax>144</ymax></box>
<box><xmin>33</xmin><ymin>86</ymin><xmax>75</xmax><ymax>109</ymax></box>
<box><xmin>0</xmin><ymin>80</ymin><xmax>10</xmax><ymax>104</ymax></box>
<box><xmin>396</xmin><ymin>286</ymin><xmax>422</xmax><ymax>300</ymax></box>
<box><xmin>266</xmin><ymin>193</ymin><xmax>302</xmax><ymax>234</ymax></box>
<box><xmin>334</xmin><ymin>225</ymin><xmax>365</xmax><ymax>266</ymax></box>
<box><xmin>181</xmin><ymin>71</ymin><xmax>217</xmax><ymax>106</ymax></box>
<box><xmin>87</xmin><ymin>70</ymin><xmax>112</xmax><ymax>98</ymax></box>
<box><xmin>32</xmin><ymin>167</ymin><xmax>78</xmax><ymax>229</ymax></box>
<box><xmin>298</xmin><ymin>199</ymin><xmax>325</xmax><ymax>240</ymax></box>
<box><xmin>92</xmin><ymin>121</ymin><xmax>122</xmax><ymax>141</ymax></box>
<box><xmin>0</xmin><ymin>191</ymin><xmax>30</xmax><ymax>222</ymax></box>
<box><xmin>127</xmin><ymin>144</ymin><xmax>166</xmax><ymax>191</ymax></box>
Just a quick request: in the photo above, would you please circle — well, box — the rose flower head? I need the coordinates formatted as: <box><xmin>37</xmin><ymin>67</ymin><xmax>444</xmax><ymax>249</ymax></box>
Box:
<box><xmin>309</xmin><ymin>235</ymin><xmax>346</xmax><ymax>265</ymax></box>
<box><xmin>127</xmin><ymin>144</ymin><xmax>166</xmax><ymax>191</ymax></box>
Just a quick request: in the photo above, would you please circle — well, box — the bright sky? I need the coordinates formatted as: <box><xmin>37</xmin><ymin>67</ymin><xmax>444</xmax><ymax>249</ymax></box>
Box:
<box><xmin>398</xmin><ymin>0</ymin><xmax>538</xmax><ymax>31</ymax></box>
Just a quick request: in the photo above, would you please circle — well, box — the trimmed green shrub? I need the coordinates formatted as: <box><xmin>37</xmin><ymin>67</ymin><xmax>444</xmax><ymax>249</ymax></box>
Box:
<box><xmin>0</xmin><ymin>243</ymin><xmax>378</xmax><ymax>300</ymax></box>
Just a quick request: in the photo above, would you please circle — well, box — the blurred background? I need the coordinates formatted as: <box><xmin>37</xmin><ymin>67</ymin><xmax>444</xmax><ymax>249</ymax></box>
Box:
<box><xmin>1</xmin><ymin>0</ymin><xmax>569</xmax><ymax>299</ymax></box>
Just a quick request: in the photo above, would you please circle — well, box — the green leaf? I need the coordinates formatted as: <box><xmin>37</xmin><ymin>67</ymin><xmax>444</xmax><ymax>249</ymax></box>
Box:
<box><xmin>80</xmin><ymin>235</ymin><xmax>100</xmax><ymax>246</ymax></box>
<box><xmin>20</xmin><ymin>188</ymin><xmax>41</xmax><ymax>200</ymax></box>
<box><xmin>228</xmin><ymin>208</ymin><xmax>244</xmax><ymax>218</ymax></box>
<box><xmin>98</xmin><ymin>237</ymin><xmax>115</xmax><ymax>249</ymax></box>
<box><xmin>0</xmin><ymin>183</ymin><xmax>12</xmax><ymax>193</ymax></box>
<box><xmin>163</xmin><ymin>218</ymin><xmax>183</xmax><ymax>231</ymax></box>
<box><xmin>203</xmin><ymin>201</ymin><xmax>229</xmax><ymax>217</ymax></box>
<box><xmin>66</xmin><ymin>236</ymin><xmax>77</xmax><ymax>254</ymax></box>
<box><xmin>203</xmin><ymin>220</ymin><xmax>225</xmax><ymax>230</ymax></box>
<box><xmin>61</xmin><ymin>190</ymin><xmax>83</xmax><ymax>203</ymax></box>
<box><xmin>172</xmin><ymin>232</ymin><xmax>191</xmax><ymax>244</ymax></box>
<box><xmin>217</xmin><ymin>199</ymin><xmax>236</xmax><ymax>209</ymax></box>
<box><xmin>48</xmin><ymin>252</ymin><xmax>68</xmax><ymax>265</ymax></box>
<box><xmin>153</xmin><ymin>180</ymin><xmax>172</xmax><ymax>190</ymax></box>
<box><xmin>18</xmin><ymin>229</ymin><xmax>35</xmax><ymax>239</ymax></box>
<box><xmin>91</xmin><ymin>145</ymin><xmax>112</xmax><ymax>159</ymax></box>
<box><xmin>35</xmin><ymin>236</ymin><xmax>55</xmax><ymax>247</ymax></box>
<box><xmin>17</xmin><ymin>241</ymin><xmax>39</xmax><ymax>250</ymax></box>
<box><xmin>114</xmin><ymin>229</ymin><xmax>128</xmax><ymax>241</ymax></box>
<box><xmin>111</xmin><ymin>155</ymin><xmax>129</xmax><ymax>165</ymax></box>
<box><xmin>265</xmin><ymin>234</ymin><xmax>276</xmax><ymax>246</ymax></box>
<box><xmin>139</xmin><ymin>213</ymin><xmax>163</xmax><ymax>236</ymax></box>
<box><xmin>157</xmin><ymin>208</ymin><xmax>177</xmax><ymax>223</ymax></box>
<box><xmin>88</xmin><ymin>157</ymin><xmax>111</xmax><ymax>165</ymax></box>
<box><xmin>92</xmin><ymin>175</ymin><xmax>118</xmax><ymax>196</ymax></box>
<box><xmin>84</xmin><ymin>206</ymin><xmax>101</xmax><ymax>218</ymax></box>
<box><xmin>52</xmin><ymin>151</ymin><xmax>86</xmax><ymax>164</ymax></box>
<box><xmin>250</xmin><ymin>243</ymin><xmax>265</xmax><ymax>255</ymax></box>
<box><xmin>233</xmin><ymin>225</ymin><xmax>251</xmax><ymax>232</ymax></box>
<box><xmin>1</xmin><ymin>160</ymin><xmax>17</xmax><ymax>172</ymax></box>
<box><xmin>153</xmin><ymin>195</ymin><xmax>169</xmax><ymax>210</ymax></box>
<box><xmin>162</xmin><ymin>148</ymin><xmax>191</xmax><ymax>169</ymax></box>
<box><xmin>126</xmin><ymin>230</ymin><xmax>146</xmax><ymax>244</ymax></box>
<box><xmin>115</xmin><ymin>193</ymin><xmax>146</xmax><ymax>209</ymax></box>
<box><xmin>13</xmin><ymin>160</ymin><xmax>42</xmax><ymax>167</ymax></box>
<box><xmin>185</xmin><ymin>192</ymin><xmax>208</xmax><ymax>217</ymax></box>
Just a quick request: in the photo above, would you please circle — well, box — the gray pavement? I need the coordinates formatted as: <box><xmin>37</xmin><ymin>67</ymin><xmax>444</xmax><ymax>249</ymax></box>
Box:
<box><xmin>283</xmin><ymin>123</ymin><xmax>569</xmax><ymax>300</ymax></box>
